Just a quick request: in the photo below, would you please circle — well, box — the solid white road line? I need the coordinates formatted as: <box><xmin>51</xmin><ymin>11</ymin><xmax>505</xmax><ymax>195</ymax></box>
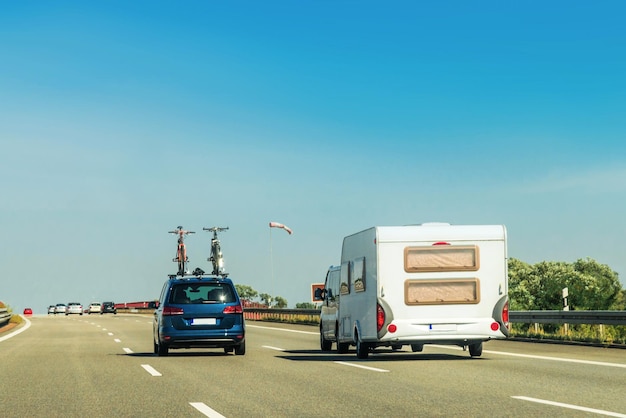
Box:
<box><xmin>189</xmin><ymin>402</ymin><xmax>226</xmax><ymax>417</ymax></box>
<box><xmin>430</xmin><ymin>344</ymin><xmax>626</xmax><ymax>369</ymax></box>
<box><xmin>141</xmin><ymin>364</ymin><xmax>162</xmax><ymax>376</ymax></box>
<box><xmin>0</xmin><ymin>317</ymin><xmax>31</xmax><ymax>343</ymax></box>
<box><xmin>247</xmin><ymin>324</ymin><xmax>317</xmax><ymax>335</ymax></box>
<box><xmin>262</xmin><ymin>345</ymin><xmax>285</xmax><ymax>351</ymax></box>
<box><xmin>334</xmin><ymin>361</ymin><xmax>389</xmax><ymax>373</ymax></box>
<box><xmin>512</xmin><ymin>396</ymin><xmax>626</xmax><ymax>417</ymax></box>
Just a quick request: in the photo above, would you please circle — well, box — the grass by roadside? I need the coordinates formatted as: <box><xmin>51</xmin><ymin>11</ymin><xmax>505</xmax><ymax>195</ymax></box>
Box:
<box><xmin>0</xmin><ymin>314</ymin><xmax>24</xmax><ymax>334</ymax></box>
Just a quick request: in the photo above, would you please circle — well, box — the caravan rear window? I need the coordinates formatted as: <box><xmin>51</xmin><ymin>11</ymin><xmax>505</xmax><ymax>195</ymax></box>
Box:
<box><xmin>404</xmin><ymin>278</ymin><xmax>481</xmax><ymax>305</ymax></box>
<box><xmin>404</xmin><ymin>245</ymin><xmax>479</xmax><ymax>272</ymax></box>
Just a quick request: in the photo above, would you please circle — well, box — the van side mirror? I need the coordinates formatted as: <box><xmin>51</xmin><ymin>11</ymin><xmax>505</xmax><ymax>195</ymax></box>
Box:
<box><xmin>314</xmin><ymin>288</ymin><xmax>323</xmax><ymax>301</ymax></box>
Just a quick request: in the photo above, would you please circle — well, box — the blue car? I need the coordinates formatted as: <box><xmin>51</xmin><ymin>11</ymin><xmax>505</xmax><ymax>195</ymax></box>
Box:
<box><xmin>153</xmin><ymin>274</ymin><xmax>245</xmax><ymax>356</ymax></box>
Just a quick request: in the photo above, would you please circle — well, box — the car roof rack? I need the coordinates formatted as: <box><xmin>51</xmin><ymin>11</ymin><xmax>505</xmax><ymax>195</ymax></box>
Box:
<box><xmin>168</xmin><ymin>267</ymin><xmax>230</xmax><ymax>281</ymax></box>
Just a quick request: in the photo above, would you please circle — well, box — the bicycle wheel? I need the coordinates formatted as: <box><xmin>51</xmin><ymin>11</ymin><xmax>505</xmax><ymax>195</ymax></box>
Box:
<box><xmin>210</xmin><ymin>245</ymin><xmax>218</xmax><ymax>275</ymax></box>
<box><xmin>215</xmin><ymin>243</ymin><xmax>223</xmax><ymax>274</ymax></box>
<box><xmin>178</xmin><ymin>246</ymin><xmax>185</xmax><ymax>275</ymax></box>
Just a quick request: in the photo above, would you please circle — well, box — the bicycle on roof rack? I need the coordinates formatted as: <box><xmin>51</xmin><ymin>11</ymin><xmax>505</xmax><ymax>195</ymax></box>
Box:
<box><xmin>203</xmin><ymin>226</ymin><xmax>229</xmax><ymax>276</ymax></box>
<box><xmin>169</xmin><ymin>226</ymin><xmax>195</xmax><ymax>276</ymax></box>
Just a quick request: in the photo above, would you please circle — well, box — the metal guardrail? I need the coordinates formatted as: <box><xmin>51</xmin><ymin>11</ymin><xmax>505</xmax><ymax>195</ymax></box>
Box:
<box><xmin>244</xmin><ymin>308</ymin><xmax>320</xmax><ymax>324</ymax></box>
<box><xmin>117</xmin><ymin>305</ymin><xmax>626</xmax><ymax>326</ymax></box>
<box><xmin>509</xmin><ymin>310</ymin><xmax>626</xmax><ymax>326</ymax></box>
<box><xmin>244</xmin><ymin>309</ymin><xmax>626</xmax><ymax>326</ymax></box>
<box><xmin>244</xmin><ymin>309</ymin><xmax>626</xmax><ymax>325</ymax></box>
<box><xmin>0</xmin><ymin>307</ymin><xmax>11</xmax><ymax>327</ymax></box>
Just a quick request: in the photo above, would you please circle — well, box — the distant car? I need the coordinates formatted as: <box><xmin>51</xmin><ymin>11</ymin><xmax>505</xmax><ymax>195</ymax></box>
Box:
<box><xmin>23</xmin><ymin>308</ymin><xmax>33</xmax><ymax>316</ymax></box>
<box><xmin>153</xmin><ymin>275</ymin><xmax>245</xmax><ymax>356</ymax></box>
<box><xmin>54</xmin><ymin>304</ymin><xmax>67</xmax><ymax>314</ymax></box>
<box><xmin>48</xmin><ymin>305</ymin><xmax>56</xmax><ymax>314</ymax></box>
<box><xmin>66</xmin><ymin>302</ymin><xmax>83</xmax><ymax>315</ymax></box>
<box><xmin>101</xmin><ymin>302</ymin><xmax>117</xmax><ymax>314</ymax></box>
<box><xmin>88</xmin><ymin>302</ymin><xmax>102</xmax><ymax>314</ymax></box>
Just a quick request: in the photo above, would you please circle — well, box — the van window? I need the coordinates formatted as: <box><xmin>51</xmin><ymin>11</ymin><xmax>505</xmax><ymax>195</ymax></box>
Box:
<box><xmin>340</xmin><ymin>261</ymin><xmax>351</xmax><ymax>295</ymax></box>
<box><xmin>404</xmin><ymin>245</ymin><xmax>479</xmax><ymax>272</ymax></box>
<box><xmin>353</xmin><ymin>257</ymin><xmax>365</xmax><ymax>292</ymax></box>
<box><xmin>328</xmin><ymin>269</ymin><xmax>340</xmax><ymax>300</ymax></box>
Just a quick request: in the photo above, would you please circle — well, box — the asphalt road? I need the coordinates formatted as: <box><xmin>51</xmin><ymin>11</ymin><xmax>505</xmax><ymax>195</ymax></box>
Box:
<box><xmin>1</xmin><ymin>315</ymin><xmax>625</xmax><ymax>417</ymax></box>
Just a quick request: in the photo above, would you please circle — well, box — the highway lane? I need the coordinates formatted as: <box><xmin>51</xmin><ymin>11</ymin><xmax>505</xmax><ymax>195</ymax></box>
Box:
<box><xmin>1</xmin><ymin>315</ymin><xmax>625</xmax><ymax>417</ymax></box>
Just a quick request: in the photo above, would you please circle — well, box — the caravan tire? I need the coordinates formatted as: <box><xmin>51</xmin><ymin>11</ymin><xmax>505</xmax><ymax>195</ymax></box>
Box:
<box><xmin>356</xmin><ymin>339</ymin><xmax>370</xmax><ymax>359</ymax></box>
<box><xmin>469</xmin><ymin>342</ymin><xmax>483</xmax><ymax>357</ymax></box>
<box><xmin>411</xmin><ymin>344</ymin><xmax>424</xmax><ymax>352</ymax></box>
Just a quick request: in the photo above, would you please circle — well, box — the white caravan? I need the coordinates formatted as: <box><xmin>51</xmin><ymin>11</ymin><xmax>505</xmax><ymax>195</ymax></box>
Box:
<box><xmin>318</xmin><ymin>223</ymin><xmax>509</xmax><ymax>358</ymax></box>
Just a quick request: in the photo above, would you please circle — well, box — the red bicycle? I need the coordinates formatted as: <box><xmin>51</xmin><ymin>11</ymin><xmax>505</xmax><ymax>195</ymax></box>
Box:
<box><xmin>169</xmin><ymin>226</ymin><xmax>195</xmax><ymax>276</ymax></box>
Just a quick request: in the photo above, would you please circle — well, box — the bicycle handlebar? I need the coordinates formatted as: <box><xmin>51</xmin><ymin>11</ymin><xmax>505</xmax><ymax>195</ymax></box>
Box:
<box><xmin>168</xmin><ymin>229</ymin><xmax>195</xmax><ymax>235</ymax></box>
<box><xmin>203</xmin><ymin>227</ymin><xmax>229</xmax><ymax>233</ymax></box>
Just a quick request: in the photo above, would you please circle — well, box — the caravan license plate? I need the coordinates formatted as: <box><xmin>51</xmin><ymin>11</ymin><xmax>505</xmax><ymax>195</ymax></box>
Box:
<box><xmin>192</xmin><ymin>318</ymin><xmax>216</xmax><ymax>325</ymax></box>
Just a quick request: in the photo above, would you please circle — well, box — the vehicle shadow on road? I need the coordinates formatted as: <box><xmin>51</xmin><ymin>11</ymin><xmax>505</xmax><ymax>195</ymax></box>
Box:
<box><xmin>274</xmin><ymin>349</ymin><xmax>482</xmax><ymax>362</ymax></box>
<box><xmin>120</xmin><ymin>351</ymin><xmax>235</xmax><ymax>357</ymax></box>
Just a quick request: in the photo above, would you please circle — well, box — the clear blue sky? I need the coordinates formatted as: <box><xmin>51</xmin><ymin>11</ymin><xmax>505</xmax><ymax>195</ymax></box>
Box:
<box><xmin>2</xmin><ymin>1</ymin><xmax>625</xmax><ymax>313</ymax></box>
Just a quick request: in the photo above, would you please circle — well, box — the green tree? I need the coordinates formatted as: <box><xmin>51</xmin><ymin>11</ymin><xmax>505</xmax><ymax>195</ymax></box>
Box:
<box><xmin>235</xmin><ymin>284</ymin><xmax>258</xmax><ymax>302</ymax></box>
<box><xmin>295</xmin><ymin>302</ymin><xmax>317</xmax><ymax>309</ymax></box>
<box><xmin>570</xmin><ymin>258</ymin><xmax>622</xmax><ymax>310</ymax></box>
<box><xmin>259</xmin><ymin>293</ymin><xmax>273</xmax><ymax>306</ymax></box>
<box><xmin>508</xmin><ymin>258</ymin><xmax>536</xmax><ymax>310</ymax></box>
<box><xmin>508</xmin><ymin>257</ymin><xmax>623</xmax><ymax>311</ymax></box>
<box><xmin>273</xmin><ymin>296</ymin><xmax>288</xmax><ymax>308</ymax></box>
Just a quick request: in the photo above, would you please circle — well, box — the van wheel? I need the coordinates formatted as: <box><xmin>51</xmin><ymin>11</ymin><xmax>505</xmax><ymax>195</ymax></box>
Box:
<box><xmin>320</xmin><ymin>330</ymin><xmax>332</xmax><ymax>351</ymax></box>
<box><xmin>411</xmin><ymin>344</ymin><xmax>424</xmax><ymax>352</ymax></box>
<box><xmin>469</xmin><ymin>342</ymin><xmax>483</xmax><ymax>357</ymax></box>
<box><xmin>356</xmin><ymin>339</ymin><xmax>370</xmax><ymax>359</ymax></box>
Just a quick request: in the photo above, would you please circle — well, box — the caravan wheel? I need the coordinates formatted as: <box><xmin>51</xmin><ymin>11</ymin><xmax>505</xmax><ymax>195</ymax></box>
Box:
<box><xmin>469</xmin><ymin>342</ymin><xmax>483</xmax><ymax>357</ymax></box>
<box><xmin>411</xmin><ymin>344</ymin><xmax>424</xmax><ymax>352</ymax></box>
<box><xmin>356</xmin><ymin>338</ymin><xmax>370</xmax><ymax>359</ymax></box>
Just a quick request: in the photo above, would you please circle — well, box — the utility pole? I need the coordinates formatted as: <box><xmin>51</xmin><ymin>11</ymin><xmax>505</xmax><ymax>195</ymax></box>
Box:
<box><xmin>563</xmin><ymin>287</ymin><xmax>569</xmax><ymax>335</ymax></box>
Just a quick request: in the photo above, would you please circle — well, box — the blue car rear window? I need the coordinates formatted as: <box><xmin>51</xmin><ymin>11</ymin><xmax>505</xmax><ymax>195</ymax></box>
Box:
<box><xmin>169</xmin><ymin>283</ymin><xmax>235</xmax><ymax>304</ymax></box>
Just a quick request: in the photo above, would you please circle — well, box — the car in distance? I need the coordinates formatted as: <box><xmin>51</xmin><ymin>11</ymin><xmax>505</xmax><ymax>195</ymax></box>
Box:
<box><xmin>153</xmin><ymin>274</ymin><xmax>245</xmax><ymax>356</ymax></box>
<box><xmin>47</xmin><ymin>305</ymin><xmax>56</xmax><ymax>314</ymax></box>
<box><xmin>23</xmin><ymin>308</ymin><xmax>33</xmax><ymax>316</ymax></box>
<box><xmin>54</xmin><ymin>304</ymin><xmax>67</xmax><ymax>314</ymax></box>
<box><xmin>66</xmin><ymin>302</ymin><xmax>83</xmax><ymax>315</ymax></box>
<box><xmin>88</xmin><ymin>303</ymin><xmax>102</xmax><ymax>314</ymax></box>
<box><xmin>101</xmin><ymin>302</ymin><xmax>117</xmax><ymax>314</ymax></box>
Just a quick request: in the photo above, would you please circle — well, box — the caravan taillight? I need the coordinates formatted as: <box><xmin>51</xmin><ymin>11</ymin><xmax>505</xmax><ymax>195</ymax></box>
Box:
<box><xmin>502</xmin><ymin>300</ymin><xmax>510</xmax><ymax>328</ymax></box>
<box><xmin>376</xmin><ymin>304</ymin><xmax>385</xmax><ymax>332</ymax></box>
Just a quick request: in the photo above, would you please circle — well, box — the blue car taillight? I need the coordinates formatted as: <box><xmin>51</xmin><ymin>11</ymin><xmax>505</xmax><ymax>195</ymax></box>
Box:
<box><xmin>223</xmin><ymin>303</ymin><xmax>243</xmax><ymax>314</ymax></box>
<box><xmin>163</xmin><ymin>306</ymin><xmax>184</xmax><ymax>316</ymax></box>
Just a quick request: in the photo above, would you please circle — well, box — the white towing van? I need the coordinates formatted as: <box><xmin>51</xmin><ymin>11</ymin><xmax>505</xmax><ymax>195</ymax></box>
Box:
<box><xmin>317</xmin><ymin>223</ymin><xmax>509</xmax><ymax>358</ymax></box>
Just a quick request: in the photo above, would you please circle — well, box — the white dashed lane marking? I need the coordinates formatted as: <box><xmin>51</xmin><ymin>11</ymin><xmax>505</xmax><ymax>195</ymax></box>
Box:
<box><xmin>141</xmin><ymin>364</ymin><xmax>162</xmax><ymax>376</ymax></box>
